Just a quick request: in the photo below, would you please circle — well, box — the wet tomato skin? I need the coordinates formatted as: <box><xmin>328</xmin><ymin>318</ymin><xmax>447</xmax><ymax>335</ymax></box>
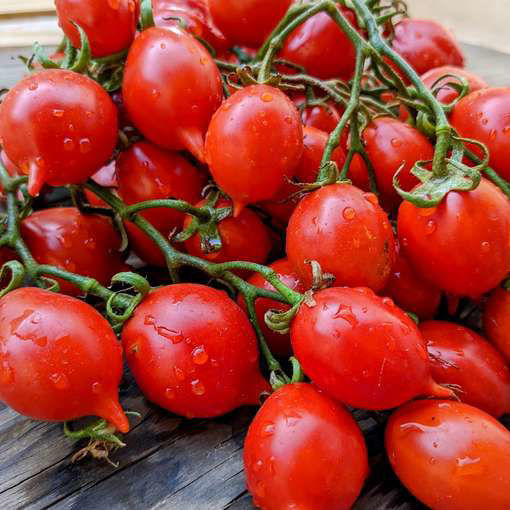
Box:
<box><xmin>484</xmin><ymin>287</ymin><xmax>510</xmax><ymax>362</ymax></box>
<box><xmin>244</xmin><ymin>383</ymin><xmax>369</xmax><ymax>510</ymax></box>
<box><xmin>421</xmin><ymin>320</ymin><xmax>510</xmax><ymax>417</ymax></box>
<box><xmin>0</xmin><ymin>288</ymin><xmax>128</xmax><ymax>432</ymax></box>
<box><xmin>122</xmin><ymin>284</ymin><xmax>270</xmax><ymax>418</ymax></box>
<box><xmin>386</xmin><ymin>400</ymin><xmax>510</xmax><ymax>510</ymax></box>
<box><xmin>292</xmin><ymin>94</ymin><xmax>344</xmax><ymax>134</ymax></box>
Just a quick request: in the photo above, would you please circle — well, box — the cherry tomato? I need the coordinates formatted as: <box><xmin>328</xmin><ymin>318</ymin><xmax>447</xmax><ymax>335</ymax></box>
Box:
<box><xmin>421</xmin><ymin>65</ymin><xmax>487</xmax><ymax>104</ymax></box>
<box><xmin>21</xmin><ymin>207</ymin><xmax>128</xmax><ymax>296</ymax></box>
<box><xmin>122</xmin><ymin>284</ymin><xmax>270</xmax><ymax>418</ymax></box>
<box><xmin>0</xmin><ymin>287</ymin><xmax>128</xmax><ymax>432</ymax></box>
<box><xmin>360</xmin><ymin>117</ymin><xmax>435</xmax><ymax>211</ymax></box>
<box><xmin>205</xmin><ymin>84</ymin><xmax>303</xmax><ymax>214</ymax></box>
<box><xmin>122</xmin><ymin>27</ymin><xmax>222</xmax><ymax>161</ymax></box>
<box><xmin>451</xmin><ymin>88</ymin><xmax>510</xmax><ymax>181</ymax></box>
<box><xmin>398</xmin><ymin>178</ymin><xmax>510</xmax><ymax>298</ymax></box>
<box><xmin>286</xmin><ymin>183</ymin><xmax>396</xmax><ymax>292</ymax></box>
<box><xmin>83</xmin><ymin>161</ymin><xmax>118</xmax><ymax>208</ymax></box>
<box><xmin>421</xmin><ymin>320</ymin><xmax>510</xmax><ymax>417</ymax></box>
<box><xmin>208</xmin><ymin>0</ymin><xmax>292</xmax><ymax>47</ymax></box>
<box><xmin>291</xmin><ymin>287</ymin><xmax>451</xmax><ymax>410</ymax></box>
<box><xmin>386</xmin><ymin>400</ymin><xmax>510</xmax><ymax>510</ymax></box>
<box><xmin>0</xmin><ymin>70</ymin><xmax>118</xmax><ymax>197</ymax></box>
<box><xmin>244</xmin><ymin>383</ymin><xmax>368</xmax><ymax>510</ymax></box>
<box><xmin>238</xmin><ymin>259</ymin><xmax>305</xmax><ymax>358</ymax></box>
<box><xmin>484</xmin><ymin>287</ymin><xmax>510</xmax><ymax>362</ymax></box>
<box><xmin>55</xmin><ymin>0</ymin><xmax>139</xmax><ymax>58</ymax></box>
<box><xmin>292</xmin><ymin>94</ymin><xmax>344</xmax><ymax>134</ymax></box>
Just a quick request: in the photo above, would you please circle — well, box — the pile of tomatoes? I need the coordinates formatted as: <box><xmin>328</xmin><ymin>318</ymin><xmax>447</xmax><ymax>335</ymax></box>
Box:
<box><xmin>1</xmin><ymin>0</ymin><xmax>510</xmax><ymax>508</ymax></box>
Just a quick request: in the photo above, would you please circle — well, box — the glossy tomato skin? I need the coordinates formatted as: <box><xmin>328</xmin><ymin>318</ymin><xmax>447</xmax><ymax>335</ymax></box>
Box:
<box><xmin>55</xmin><ymin>0</ymin><xmax>139</xmax><ymax>58</ymax></box>
<box><xmin>0</xmin><ymin>70</ymin><xmax>118</xmax><ymax>197</ymax></box>
<box><xmin>398</xmin><ymin>178</ymin><xmax>510</xmax><ymax>298</ymax></box>
<box><xmin>360</xmin><ymin>117</ymin><xmax>435</xmax><ymax>211</ymax></box>
<box><xmin>244</xmin><ymin>383</ymin><xmax>368</xmax><ymax>510</ymax></box>
<box><xmin>386</xmin><ymin>400</ymin><xmax>510</xmax><ymax>510</ymax></box>
<box><xmin>0</xmin><ymin>288</ymin><xmax>128</xmax><ymax>432</ymax></box>
<box><xmin>238</xmin><ymin>259</ymin><xmax>305</xmax><ymax>358</ymax></box>
<box><xmin>421</xmin><ymin>320</ymin><xmax>510</xmax><ymax>417</ymax></box>
<box><xmin>208</xmin><ymin>0</ymin><xmax>292</xmax><ymax>47</ymax></box>
<box><xmin>287</xmin><ymin>183</ymin><xmax>396</xmax><ymax>292</ymax></box>
<box><xmin>451</xmin><ymin>88</ymin><xmax>510</xmax><ymax>181</ymax></box>
<box><xmin>83</xmin><ymin>161</ymin><xmax>117</xmax><ymax>208</ymax></box>
<box><xmin>21</xmin><ymin>208</ymin><xmax>128</xmax><ymax>296</ymax></box>
<box><xmin>484</xmin><ymin>287</ymin><xmax>510</xmax><ymax>362</ymax></box>
<box><xmin>291</xmin><ymin>287</ymin><xmax>450</xmax><ymax>410</ymax></box>
<box><xmin>205</xmin><ymin>85</ymin><xmax>303</xmax><ymax>213</ymax></box>
<box><xmin>122</xmin><ymin>27</ymin><xmax>222</xmax><ymax>161</ymax></box>
<box><xmin>122</xmin><ymin>284</ymin><xmax>270</xmax><ymax>418</ymax></box>
<box><xmin>292</xmin><ymin>94</ymin><xmax>344</xmax><ymax>134</ymax></box>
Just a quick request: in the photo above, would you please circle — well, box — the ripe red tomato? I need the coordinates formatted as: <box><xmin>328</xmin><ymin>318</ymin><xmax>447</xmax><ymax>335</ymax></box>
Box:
<box><xmin>291</xmin><ymin>287</ymin><xmax>451</xmax><ymax>410</ymax></box>
<box><xmin>398</xmin><ymin>178</ymin><xmax>510</xmax><ymax>298</ymax></box>
<box><xmin>0</xmin><ymin>70</ymin><xmax>118</xmax><ymax>197</ymax></box>
<box><xmin>208</xmin><ymin>0</ymin><xmax>292</xmax><ymax>47</ymax></box>
<box><xmin>451</xmin><ymin>88</ymin><xmax>510</xmax><ymax>181</ymax></box>
<box><xmin>238</xmin><ymin>259</ymin><xmax>305</xmax><ymax>358</ymax></box>
<box><xmin>122</xmin><ymin>27</ymin><xmax>222</xmax><ymax>161</ymax></box>
<box><xmin>286</xmin><ymin>183</ymin><xmax>396</xmax><ymax>292</ymax></box>
<box><xmin>359</xmin><ymin>117</ymin><xmax>435</xmax><ymax>211</ymax></box>
<box><xmin>55</xmin><ymin>0</ymin><xmax>139</xmax><ymax>58</ymax></box>
<box><xmin>122</xmin><ymin>284</ymin><xmax>270</xmax><ymax>418</ymax></box>
<box><xmin>421</xmin><ymin>320</ymin><xmax>510</xmax><ymax>417</ymax></box>
<box><xmin>484</xmin><ymin>287</ymin><xmax>510</xmax><ymax>362</ymax></box>
<box><xmin>21</xmin><ymin>207</ymin><xmax>128</xmax><ymax>296</ymax></box>
<box><xmin>0</xmin><ymin>288</ymin><xmax>128</xmax><ymax>432</ymax></box>
<box><xmin>83</xmin><ymin>161</ymin><xmax>117</xmax><ymax>208</ymax></box>
<box><xmin>205</xmin><ymin>85</ymin><xmax>303</xmax><ymax>214</ymax></box>
<box><xmin>292</xmin><ymin>94</ymin><xmax>344</xmax><ymax>135</ymax></box>
<box><xmin>421</xmin><ymin>65</ymin><xmax>487</xmax><ymax>104</ymax></box>
<box><xmin>386</xmin><ymin>400</ymin><xmax>510</xmax><ymax>510</ymax></box>
<box><xmin>244</xmin><ymin>383</ymin><xmax>368</xmax><ymax>510</ymax></box>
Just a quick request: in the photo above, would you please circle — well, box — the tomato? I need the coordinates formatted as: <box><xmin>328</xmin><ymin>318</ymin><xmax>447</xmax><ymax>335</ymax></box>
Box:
<box><xmin>386</xmin><ymin>400</ymin><xmax>510</xmax><ymax>510</ymax></box>
<box><xmin>205</xmin><ymin>85</ymin><xmax>303</xmax><ymax>214</ymax></box>
<box><xmin>21</xmin><ymin>207</ymin><xmax>128</xmax><ymax>296</ymax></box>
<box><xmin>0</xmin><ymin>288</ymin><xmax>128</xmax><ymax>432</ymax></box>
<box><xmin>451</xmin><ymin>88</ymin><xmax>510</xmax><ymax>181</ymax></box>
<box><xmin>398</xmin><ymin>178</ymin><xmax>510</xmax><ymax>298</ymax></box>
<box><xmin>122</xmin><ymin>284</ymin><xmax>270</xmax><ymax>418</ymax></box>
<box><xmin>359</xmin><ymin>117</ymin><xmax>435</xmax><ymax>211</ymax></box>
<box><xmin>0</xmin><ymin>70</ymin><xmax>118</xmax><ymax>197</ymax></box>
<box><xmin>244</xmin><ymin>383</ymin><xmax>368</xmax><ymax>510</ymax></box>
<box><xmin>238</xmin><ymin>259</ymin><xmax>305</xmax><ymax>358</ymax></box>
<box><xmin>292</xmin><ymin>94</ymin><xmax>344</xmax><ymax>134</ymax></box>
<box><xmin>279</xmin><ymin>9</ymin><xmax>359</xmax><ymax>81</ymax></box>
<box><xmin>291</xmin><ymin>287</ymin><xmax>451</xmax><ymax>410</ymax></box>
<box><xmin>421</xmin><ymin>65</ymin><xmax>487</xmax><ymax>104</ymax></box>
<box><xmin>421</xmin><ymin>320</ymin><xmax>510</xmax><ymax>417</ymax></box>
<box><xmin>83</xmin><ymin>161</ymin><xmax>118</xmax><ymax>208</ymax></box>
<box><xmin>122</xmin><ymin>27</ymin><xmax>222</xmax><ymax>161</ymax></box>
<box><xmin>484</xmin><ymin>287</ymin><xmax>510</xmax><ymax>362</ymax></box>
<box><xmin>208</xmin><ymin>0</ymin><xmax>292</xmax><ymax>47</ymax></box>
<box><xmin>286</xmin><ymin>183</ymin><xmax>396</xmax><ymax>292</ymax></box>
<box><xmin>55</xmin><ymin>0</ymin><xmax>139</xmax><ymax>58</ymax></box>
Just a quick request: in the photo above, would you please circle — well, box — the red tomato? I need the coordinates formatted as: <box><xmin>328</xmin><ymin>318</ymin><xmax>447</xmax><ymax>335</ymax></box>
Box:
<box><xmin>359</xmin><ymin>117</ymin><xmax>435</xmax><ymax>211</ymax></box>
<box><xmin>421</xmin><ymin>65</ymin><xmax>487</xmax><ymax>104</ymax></box>
<box><xmin>286</xmin><ymin>183</ymin><xmax>396</xmax><ymax>292</ymax></box>
<box><xmin>386</xmin><ymin>400</ymin><xmax>510</xmax><ymax>510</ymax></box>
<box><xmin>0</xmin><ymin>70</ymin><xmax>118</xmax><ymax>197</ymax></box>
<box><xmin>0</xmin><ymin>288</ymin><xmax>128</xmax><ymax>432</ymax></box>
<box><xmin>244</xmin><ymin>383</ymin><xmax>368</xmax><ymax>510</ymax></box>
<box><xmin>292</xmin><ymin>94</ymin><xmax>344</xmax><ymax>134</ymax></box>
<box><xmin>484</xmin><ymin>287</ymin><xmax>510</xmax><ymax>362</ymax></box>
<box><xmin>205</xmin><ymin>85</ymin><xmax>303</xmax><ymax>214</ymax></box>
<box><xmin>122</xmin><ymin>27</ymin><xmax>222</xmax><ymax>161</ymax></box>
<box><xmin>291</xmin><ymin>287</ymin><xmax>451</xmax><ymax>410</ymax></box>
<box><xmin>421</xmin><ymin>320</ymin><xmax>510</xmax><ymax>417</ymax></box>
<box><xmin>55</xmin><ymin>0</ymin><xmax>139</xmax><ymax>58</ymax></box>
<box><xmin>83</xmin><ymin>161</ymin><xmax>118</xmax><ymax>208</ymax></box>
<box><xmin>122</xmin><ymin>284</ymin><xmax>270</xmax><ymax>418</ymax></box>
<box><xmin>21</xmin><ymin>207</ymin><xmax>128</xmax><ymax>296</ymax></box>
<box><xmin>238</xmin><ymin>259</ymin><xmax>305</xmax><ymax>358</ymax></box>
<box><xmin>398</xmin><ymin>178</ymin><xmax>510</xmax><ymax>298</ymax></box>
<box><xmin>208</xmin><ymin>0</ymin><xmax>292</xmax><ymax>47</ymax></box>
<box><xmin>451</xmin><ymin>88</ymin><xmax>510</xmax><ymax>181</ymax></box>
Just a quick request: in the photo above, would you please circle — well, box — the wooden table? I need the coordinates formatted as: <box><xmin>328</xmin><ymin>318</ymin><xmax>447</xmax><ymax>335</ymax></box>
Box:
<box><xmin>0</xmin><ymin>44</ymin><xmax>509</xmax><ymax>510</ymax></box>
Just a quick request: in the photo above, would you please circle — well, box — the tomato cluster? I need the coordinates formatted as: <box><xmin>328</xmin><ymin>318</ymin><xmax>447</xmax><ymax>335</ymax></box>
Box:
<box><xmin>1</xmin><ymin>0</ymin><xmax>510</xmax><ymax>508</ymax></box>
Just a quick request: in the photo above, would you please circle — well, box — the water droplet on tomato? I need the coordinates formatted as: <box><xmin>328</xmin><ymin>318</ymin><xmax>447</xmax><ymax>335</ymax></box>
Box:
<box><xmin>174</xmin><ymin>367</ymin><xmax>185</xmax><ymax>381</ymax></box>
<box><xmin>364</xmin><ymin>192</ymin><xmax>379</xmax><ymax>205</ymax></box>
<box><xmin>382</xmin><ymin>297</ymin><xmax>395</xmax><ymax>307</ymax></box>
<box><xmin>165</xmin><ymin>387</ymin><xmax>176</xmax><ymax>400</ymax></box>
<box><xmin>29</xmin><ymin>82</ymin><xmax>38</xmax><ymax>91</ymax></box>
<box><xmin>261</xmin><ymin>92</ymin><xmax>273</xmax><ymax>102</ymax></box>
<box><xmin>333</xmin><ymin>304</ymin><xmax>358</xmax><ymax>327</ymax></box>
<box><xmin>92</xmin><ymin>382</ymin><xmax>102</xmax><ymax>394</ymax></box>
<box><xmin>481</xmin><ymin>118</ymin><xmax>488</xmax><ymax>125</ymax></box>
<box><xmin>253</xmin><ymin>460</ymin><xmax>263</xmax><ymax>472</ymax></box>
<box><xmin>261</xmin><ymin>422</ymin><xmax>275</xmax><ymax>437</ymax></box>
<box><xmin>79</xmin><ymin>139</ymin><xmax>92</xmax><ymax>154</ymax></box>
<box><xmin>50</xmin><ymin>372</ymin><xmax>69</xmax><ymax>390</ymax></box>
<box><xmin>503</xmin><ymin>126</ymin><xmax>510</xmax><ymax>136</ymax></box>
<box><xmin>425</xmin><ymin>219</ymin><xmax>436</xmax><ymax>235</ymax></box>
<box><xmin>63</xmin><ymin>138</ymin><xmax>75</xmax><ymax>151</ymax></box>
<box><xmin>456</xmin><ymin>456</ymin><xmax>483</xmax><ymax>476</ymax></box>
<box><xmin>418</xmin><ymin>207</ymin><xmax>436</xmax><ymax>217</ymax></box>
<box><xmin>489</xmin><ymin>129</ymin><xmax>497</xmax><ymax>140</ymax></box>
<box><xmin>342</xmin><ymin>207</ymin><xmax>356</xmax><ymax>220</ymax></box>
<box><xmin>191</xmin><ymin>345</ymin><xmax>208</xmax><ymax>365</ymax></box>
<box><xmin>107</xmin><ymin>0</ymin><xmax>120</xmax><ymax>9</ymax></box>
<box><xmin>52</xmin><ymin>109</ymin><xmax>64</xmax><ymax>118</ymax></box>
<box><xmin>391</xmin><ymin>138</ymin><xmax>402</xmax><ymax>148</ymax></box>
<box><xmin>191</xmin><ymin>379</ymin><xmax>205</xmax><ymax>396</ymax></box>
<box><xmin>481</xmin><ymin>241</ymin><xmax>491</xmax><ymax>253</ymax></box>
<box><xmin>160</xmin><ymin>43</ymin><xmax>166</xmax><ymax>49</ymax></box>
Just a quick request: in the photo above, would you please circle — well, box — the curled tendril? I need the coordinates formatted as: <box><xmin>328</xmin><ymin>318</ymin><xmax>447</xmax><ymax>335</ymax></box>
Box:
<box><xmin>264</xmin><ymin>301</ymin><xmax>302</xmax><ymax>336</ymax></box>
<box><xmin>111</xmin><ymin>272</ymin><xmax>151</xmax><ymax>298</ymax></box>
<box><xmin>0</xmin><ymin>261</ymin><xmax>26</xmax><ymax>298</ymax></box>
<box><xmin>37</xmin><ymin>276</ymin><xmax>61</xmax><ymax>293</ymax></box>
<box><xmin>290</xmin><ymin>356</ymin><xmax>305</xmax><ymax>384</ymax></box>
<box><xmin>66</xmin><ymin>22</ymin><xmax>92</xmax><ymax>73</ymax></box>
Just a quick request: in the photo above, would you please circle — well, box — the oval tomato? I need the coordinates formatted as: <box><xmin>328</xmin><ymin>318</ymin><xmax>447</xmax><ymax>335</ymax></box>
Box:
<box><xmin>484</xmin><ymin>287</ymin><xmax>510</xmax><ymax>362</ymax></box>
<box><xmin>292</xmin><ymin>94</ymin><xmax>344</xmax><ymax>134</ymax></box>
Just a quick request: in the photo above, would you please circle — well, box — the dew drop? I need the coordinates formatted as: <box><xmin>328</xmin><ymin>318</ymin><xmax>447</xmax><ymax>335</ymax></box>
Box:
<box><xmin>63</xmin><ymin>138</ymin><xmax>75</xmax><ymax>151</ymax></box>
<box><xmin>418</xmin><ymin>207</ymin><xmax>436</xmax><ymax>217</ymax></box>
<box><xmin>261</xmin><ymin>422</ymin><xmax>275</xmax><ymax>437</ymax></box>
<box><xmin>50</xmin><ymin>372</ymin><xmax>69</xmax><ymax>390</ymax></box>
<box><xmin>79</xmin><ymin>138</ymin><xmax>92</xmax><ymax>154</ymax></box>
<box><xmin>92</xmin><ymin>382</ymin><xmax>102</xmax><ymax>394</ymax></box>
<box><xmin>503</xmin><ymin>126</ymin><xmax>510</xmax><ymax>136</ymax></box>
<box><xmin>28</xmin><ymin>82</ymin><xmax>38</xmax><ymax>91</ymax></box>
<box><xmin>333</xmin><ymin>304</ymin><xmax>358</xmax><ymax>327</ymax></box>
<box><xmin>342</xmin><ymin>207</ymin><xmax>356</xmax><ymax>220</ymax></box>
<box><xmin>192</xmin><ymin>345</ymin><xmax>208</xmax><ymax>365</ymax></box>
<box><xmin>456</xmin><ymin>456</ymin><xmax>483</xmax><ymax>476</ymax></box>
<box><xmin>174</xmin><ymin>366</ymin><xmax>185</xmax><ymax>381</ymax></box>
<box><xmin>253</xmin><ymin>459</ymin><xmax>263</xmax><ymax>472</ymax></box>
<box><xmin>52</xmin><ymin>109</ymin><xmax>64</xmax><ymax>118</ymax></box>
<box><xmin>481</xmin><ymin>118</ymin><xmax>489</xmax><ymax>125</ymax></box>
<box><xmin>364</xmin><ymin>192</ymin><xmax>379</xmax><ymax>205</ymax></box>
<box><xmin>425</xmin><ymin>219</ymin><xmax>437</xmax><ymax>235</ymax></box>
<box><xmin>160</xmin><ymin>43</ymin><xmax>166</xmax><ymax>49</ymax></box>
<box><xmin>261</xmin><ymin>92</ymin><xmax>273</xmax><ymax>102</ymax></box>
<box><xmin>391</xmin><ymin>138</ymin><xmax>402</xmax><ymax>148</ymax></box>
<box><xmin>481</xmin><ymin>241</ymin><xmax>490</xmax><ymax>253</ymax></box>
<box><xmin>191</xmin><ymin>379</ymin><xmax>205</xmax><ymax>396</ymax></box>
<box><xmin>165</xmin><ymin>387</ymin><xmax>176</xmax><ymax>400</ymax></box>
<box><xmin>489</xmin><ymin>129</ymin><xmax>497</xmax><ymax>140</ymax></box>
<box><xmin>107</xmin><ymin>0</ymin><xmax>120</xmax><ymax>9</ymax></box>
